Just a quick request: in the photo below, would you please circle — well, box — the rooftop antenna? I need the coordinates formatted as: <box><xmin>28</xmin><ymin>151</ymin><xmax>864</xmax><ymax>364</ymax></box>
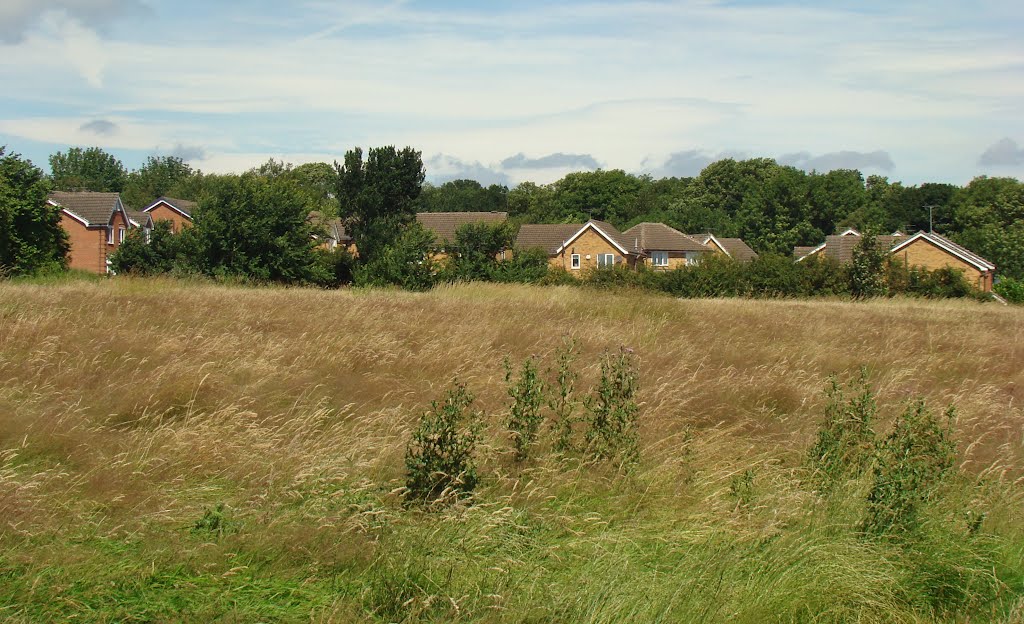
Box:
<box><xmin>923</xmin><ymin>205</ymin><xmax>938</xmax><ymax>233</ymax></box>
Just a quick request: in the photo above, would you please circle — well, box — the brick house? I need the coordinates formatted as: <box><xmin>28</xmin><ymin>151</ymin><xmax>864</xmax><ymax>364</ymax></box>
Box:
<box><xmin>142</xmin><ymin>197</ymin><xmax>195</xmax><ymax>233</ymax></box>
<box><xmin>794</xmin><ymin>229</ymin><xmax>996</xmax><ymax>291</ymax></box>
<box><xmin>685</xmin><ymin>232</ymin><xmax>759</xmax><ymax>262</ymax></box>
<box><xmin>622</xmin><ymin>222</ymin><xmax>713</xmax><ymax>270</ymax></box>
<box><xmin>49</xmin><ymin>191</ymin><xmax>151</xmax><ymax>274</ymax></box>
<box><xmin>515</xmin><ymin>220</ymin><xmax>639</xmax><ymax>274</ymax></box>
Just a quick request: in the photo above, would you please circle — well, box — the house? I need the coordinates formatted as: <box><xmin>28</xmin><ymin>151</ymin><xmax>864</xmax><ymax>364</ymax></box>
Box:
<box><xmin>49</xmin><ymin>191</ymin><xmax>150</xmax><ymax>274</ymax></box>
<box><xmin>622</xmin><ymin>222</ymin><xmax>712</xmax><ymax>269</ymax></box>
<box><xmin>685</xmin><ymin>233</ymin><xmax>759</xmax><ymax>262</ymax></box>
<box><xmin>415</xmin><ymin>211</ymin><xmax>509</xmax><ymax>260</ymax></box>
<box><xmin>515</xmin><ymin>220</ymin><xmax>639</xmax><ymax>273</ymax></box>
<box><xmin>794</xmin><ymin>229</ymin><xmax>996</xmax><ymax>291</ymax></box>
<box><xmin>415</xmin><ymin>211</ymin><xmax>508</xmax><ymax>245</ymax></box>
<box><xmin>142</xmin><ymin>197</ymin><xmax>195</xmax><ymax>233</ymax></box>
<box><xmin>307</xmin><ymin>212</ymin><xmax>355</xmax><ymax>254</ymax></box>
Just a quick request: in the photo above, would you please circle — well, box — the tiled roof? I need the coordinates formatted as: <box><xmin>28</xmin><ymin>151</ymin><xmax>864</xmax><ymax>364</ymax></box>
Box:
<box><xmin>147</xmin><ymin>196</ymin><xmax>196</xmax><ymax>217</ymax></box>
<box><xmin>891</xmin><ymin>232</ymin><xmax>995</xmax><ymax>271</ymax></box>
<box><xmin>717</xmin><ymin>238</ymin><xmax>759</xmax><ymax>261</ymax></box>
<box><xmin>415</xmin><ymin>211</ymin><xmax>508</xmax><ymax>244</ymax></box>
<box><xmin>49</xmin><ymin>191</ymin><xmax>121</xmax><ymax>227</ymax></box>
<box><xmin>125</xmin><ymin>209</ymin><xmax>151</xmax><ymax>228</ymax></box>
<box><xmin>622</xmin><ymin>222</ymin><xmax>710</xmax><ymax>253</ymax></box>
<box><xmin>307</xmin><ymin>212</ymin><xmax>352</xmax><ymax>243</ymax></box>
<box><xmin>814</xmin><ymin>234</ymin><xmax>906</xmax><ymax>263</ymax></box>
<box><xmin>514</xmin><ymin>223</ymin><xmax>583</xmax><ymax>254</ymax></box>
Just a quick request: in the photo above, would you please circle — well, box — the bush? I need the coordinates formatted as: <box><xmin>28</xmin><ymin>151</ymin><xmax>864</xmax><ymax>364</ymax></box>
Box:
<box><xmin>548</xmin><ymin>338</ymin><xmax>581</xmax><ymax>452</ymax></box>
<box><xmin>807</xmin><ymin>368</ymin><xmax>877</xmax><ymax>490</ymax></box>
<box><xmin>355</xmin><ymin>222</ymin><xmax>438</xmax><ymax>291</ymax></box>
<box><xmin>490</xmin><ymin>247</ymin><xmax>550</xmax><ymax>283</ymax></box>
<box><xmin>584</xmin><ymin>348</ymin><xmax>640</xmax><ymax>464</ymax></box>
<box><xmin>404</xmin><ymin>381</ymin><xmax>482</xmax><ymax>503</ymax></box>
<box><xmin>504</xmin><ymin>356</ymin><xmax>546</xmax><ymax>461</ymax></box>
<box><xmin>994</xmin><ymin>276</ymin><xmax>1024</xmax><ymax>303</ymax></box>
<box><xmin>863</xmin><ymin>401</ymin><xmax>958</xmax><ymax>537</ymax></box>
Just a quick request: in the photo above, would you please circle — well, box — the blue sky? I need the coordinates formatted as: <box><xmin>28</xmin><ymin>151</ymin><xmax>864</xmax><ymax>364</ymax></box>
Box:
<box><xmin>1</xmin><ymin>0</ymin><xmax>1022</xmax><ymax>186</ymax></box>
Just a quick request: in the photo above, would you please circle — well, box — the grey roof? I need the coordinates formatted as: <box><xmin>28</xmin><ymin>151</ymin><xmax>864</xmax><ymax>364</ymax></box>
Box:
<box><xmin>893</xmin><ymin>232</ymin><xmax>995</xmax><ymax>271</ymax></box>
<box><xmin>125</xmin><ymin>209</ymin><xmax>152</xmax><ymax>228</ymax></box>
<box><xmin>307</xmin><ymin>212</ymin><xmax>352</xmax><ymax>243</ymax></box>
<box><xmin>415</xmin><ymin>211</ymin><xmax>508</xmax><ymax>244</ymax></box>
<box><xmin>622</xmin><ymin>222</ymin><xmax>711</xmax><ymax>253</ymax></box>
<box><xmin>793</xmin><ymin>246</ymin><xmax>818</xmax><ymax>259</ymax></box>
<box><xmin>514</xmin><ymin>220</ymin><xmax>636</xmax><ymax>256</ymax></box>
<box><xmin>147</xmin><ymin>196</ymin><xmax>196</xmax><ymax>217</ymax></box>
<box><xmin>49</xmin><ymin>191</ymin><xmax>122</xmax><ymax>227</ymax></box>
<box><xmin>796</xmin><ymin>231</ymin><xmax>994</xmax><ymax>271</ymax></box>
<box><xmin>808</xmin><ymin>234</ymin><xmax>906</xmax><ymax>264</ymax></box>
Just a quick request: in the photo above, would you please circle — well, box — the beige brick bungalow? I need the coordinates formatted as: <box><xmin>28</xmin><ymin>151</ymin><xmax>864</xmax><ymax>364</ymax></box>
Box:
<box><xmin>622</xmin><ymin>222</ymin><xmax>713</xmax><ymax>270</ymax></box>
<box><xmin>515</xmin><ymin>220</ymin><xmax>639</xmax><ymax>274</ymax></box>
<box><xmin>794</xmin><ymin>229</ymin><xmax>996</xmax><ymax>291</ymax></box>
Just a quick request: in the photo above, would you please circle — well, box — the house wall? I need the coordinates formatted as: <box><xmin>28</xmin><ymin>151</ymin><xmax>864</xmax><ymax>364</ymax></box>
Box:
<box><xmin>893</xmin><ymin>238</ymin><xmax>992</xmax><ymax>291</ymax></box>
<box><xmin>61</xmin><ymin>213</ymin><xmax>107</xmax><ymax>274</ymax></box>
<box><xmin>551</xmin><ymin>229</ymin><xmax>633</xmax><ymax>275</ymax></box>
<box><xmin>146</xmin><ymin>203</ymin><xmax>191</xmax><ymax>233</ymax></box>
<box><xmin>638</xmin><ymin>251</ymin><xmax>701</xmax><ymax>270</ymax></box>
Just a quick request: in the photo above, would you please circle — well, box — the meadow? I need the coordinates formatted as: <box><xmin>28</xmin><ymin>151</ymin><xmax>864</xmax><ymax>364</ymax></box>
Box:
<box><xmin>1</xmin><ymin>279</ymin><xmax>1022</xmax><ymax>622</ymax></box>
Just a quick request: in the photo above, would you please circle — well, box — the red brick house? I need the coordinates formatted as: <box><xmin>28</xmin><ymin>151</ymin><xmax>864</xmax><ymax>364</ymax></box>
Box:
<box><xmin>142</xmin><ymin>196</ymin><xmax>195</xmax><ymax>233</ymax></box>
<box><xmin>49</xmin><ymin>192</ymin><xmax>151</xmax><ymax>274</ymax></box>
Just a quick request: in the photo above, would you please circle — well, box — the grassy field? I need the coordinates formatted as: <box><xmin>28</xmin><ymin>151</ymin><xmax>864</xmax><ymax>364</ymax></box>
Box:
<box><xmin>1</xmin><ymin>279</ymin><xmax>1022</xmax><ymax>622</ymax></box>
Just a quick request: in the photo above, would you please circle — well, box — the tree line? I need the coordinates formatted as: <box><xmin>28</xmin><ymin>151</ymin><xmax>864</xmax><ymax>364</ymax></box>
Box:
<box><xmin>1</xmin><ymin>144</ymin><xmax>1022</xmax><ymax>300</ymax></box>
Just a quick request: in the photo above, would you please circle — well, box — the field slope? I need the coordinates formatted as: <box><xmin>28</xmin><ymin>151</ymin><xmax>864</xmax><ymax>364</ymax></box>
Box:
<box><xmin>1</xmin><ymin>280</ymin><xmax>1023</xmax><ymax>622</ymax></box>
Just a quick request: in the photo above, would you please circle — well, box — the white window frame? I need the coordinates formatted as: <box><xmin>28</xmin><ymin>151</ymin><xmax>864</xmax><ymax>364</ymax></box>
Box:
<box><xmin>597</xmin><ymin>253</ymin><xmax>615</xmax><ymax>268</ymax></box>
<box><xmin>651</xmin><ymin>251</ymin><xmax>669</xmax><ymax>267</ymax></box>
<box><xmin>684</xmin><ymin>251</ymin><xmax>700</xmax><ymax>266</ymax></box>
<box><xmin>118</xmin><ymin>227</ymin><xmax>126</xmax><ymax>243</ymax></box>
<box><xmin>107</xmin><ymin>227</ymin><xmax>114</xmax><ymax>245</ymax></box>
<box><xmin>570</xmin><ymin>254</ymin><xmax>581</xmax><ymax>269</ymax></box>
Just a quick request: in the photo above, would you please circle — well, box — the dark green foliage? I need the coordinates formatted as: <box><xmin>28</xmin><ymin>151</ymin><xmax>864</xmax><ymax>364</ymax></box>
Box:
<box><xmin>950</xmin><ymin>176</ymin><xmax>1024</xmax><ymax>280</ymax></box>
<box><xmin>0</xmin><ymin>147</ymin><xmax>68</xmax><ymax>276</ymax></box>
<box><xmin>994</xmin><ymin>276</ymin><xmax>1024</xmax><ymax>303</ymax></box>
<box><xmin>404</xmin><ymin>381</ymin><xmax>482</xmax><ymax>503</ymax></box>
<box><xmin>49</xmin><ymin>146</ymin><xmax>127</xmax><ymax>192</ymax></box>
<box><xmin>863</xmin><ymin>401</ymin><xmax>958</xmax><ymax>537</ymax></box>
<box><xmin>190</xmin><ymin>172</ymin><xmax>328</xmax><ymax>285</ymax></box>
<box><xmin>109</xmin><ymin>220</ymin><xmax>179</xmax><ymax>276</ymax></box>
<box><xmin>191</xmin><ymin>503</ymin><xmax>229</xmax><ymax>537</ymax></box>
<box><xmin>442</xmin><ymin>221</ymin><xmax>514</xmax><ymax>282</ymax></box>
<box><xmin>849</xmin><ymin>230</ymin><xmax>888</xmax><ymax>298</ymax></box>
<box><xmin>418</xmin><ymin>179</ymin><xmax>507</xmax><ymax>213</ymax></box>
<box><xmin>584</xmin><ymin>348</ymin><xmax>640</xmax><ymax>464</ymax></box>
<box><xmin>122</xmin><ymin>156</ymin><xmax>196</xmax><ymax>210</ymax></box>
<box><xmin>504</xmin><ymin>356</ymin><xmax>546</xmax><ymax>462</ymax></box>
<box><xmin>335</xmin><ymin>146</ymin><xmax>425</xmax><ymax>264</ymax></box>
<box><xmin>808</xmin><ymin>369</ymin><xmax>877</xmax><ymax>490</ymax></box>
<box><xmin>354</xmin><ymin>221</ymin><xmax>437</xmax><ymax>291</ymax></box>
<box><xmin>489</xmin><ymin>247</ymin><xmax>550</xmax><ymax>283</ymax></box>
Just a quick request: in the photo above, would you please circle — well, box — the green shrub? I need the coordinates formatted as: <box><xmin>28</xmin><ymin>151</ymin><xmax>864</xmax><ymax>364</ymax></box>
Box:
<box><xmin>863</xmin><ymin>401</ymin><xmax>958</xmax><ymax>537</ymax></box>
<box><xmin>808</xmin><ymin>368</ymin><xmax>877</xmax><ymax>491</ymax></box>
<box><xmin>994</xmin><ymin>276</ymin><xmax>1024</xmax><ymax>303</ymax></box>
<box><xmin>504</xmin><ymin>355</ymin><xmax>546</xmax><ymax>462</ymax></box>
<box><xmin>404</xmin><ymin>381</ymin><xmax>482</xmax><ymax>503</ymax></box>
<box><xmin>548</xmin><ymin>338</ymin><xmax>581</xmax><ymax>453</ymax></box>
<box><xmin>489</xmin><ymin>247</ymin><xmax>550</xmax><ymax>283</ymax></box>
<box><xmin>355</xmin><ymin>222</ymin><xmax>438</xmax><ymax>291</ymax></box>
<box><xmin>584</xmin><ymin>348</ymin><xmax>640</xmax><ymax>464</ymax></box>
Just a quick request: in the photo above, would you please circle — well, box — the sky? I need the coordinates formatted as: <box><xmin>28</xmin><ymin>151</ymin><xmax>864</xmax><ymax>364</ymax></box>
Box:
<box><xmin>1</xmin><ymin>0</ymin><xmax>1022</xmax><ymax>187</ymax></box>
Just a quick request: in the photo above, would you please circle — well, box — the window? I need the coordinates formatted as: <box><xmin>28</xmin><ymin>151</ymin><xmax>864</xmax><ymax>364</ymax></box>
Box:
<box><xmin>597</xmin><ymin>253</ymin><xmax>615</xmax><ymax>268</ymax></box>
<box><xmin>571</xmin><ymin>254</ymin><xmax>581</xmax><ymax>269</ymax></box>
<box><xmin>684</xmin><ymin>251</ymin><xmax>700</xmax><ymax>266</ymax></box>
<box><xmin>118</xmin><ymin>227</ymin><xmax>126</xmax><ymax>243</ymax></box>
<box><xmin>651</xmin><ymin>251</ymin><xmax>669</xmax><ymax>267</ymax></box>
<box><xmin>107</xmin><ymin>228</ymin><xmax>114</xmax><ymax>244</ymax></box>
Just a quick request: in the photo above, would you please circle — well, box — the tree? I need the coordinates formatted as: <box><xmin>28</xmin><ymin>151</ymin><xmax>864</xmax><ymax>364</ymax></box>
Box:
<box><xmin>418</xmin><ymin>179</ymin><xmax>508</xmax><ymax>213</ymax></box>
<box><xmin>949</xmin><ymin>176</ymin><xmax>1024</xmax><ymax>280</ymax></box>
<box><xmin>0</xmin><ymin>147</ymin><xmax>68</xmax><ymax>275</ymax></box>
<box><xmin>122</xmin><ymin>156</ymin><xmax>196</xmax><ymax>210</ymax></box>
<box><xmin>191</xmin><ymin>172</ymin><xmax>328</xmax><ymax>284</ymax></box>
<box><xmin>49</xmin><ymin>147</ymin><xmax>127</xmax><ymax>192</ymax></box>
<box><xmin>335</xmin><ymin>146</ymin><xmax>425</xmax><ymax>264</ymax></box>
<box><xmin>354</xmin><ymin>221</ymin><xmax>437</xmax><ymax>291</ymax></box>
<box><xmin>109</xmin><ymin>220</ymin><xmax>179</xmax><ymax>276</ymax></box>
<box><xmin>442</xmin><ymin>221</ymin><xmax>514</xmax><ymax>281</ymax></box>
<box><xmin>849</xmin><ymin>231</ymin><xmax>887</xmax><ymax>298</ymax></box>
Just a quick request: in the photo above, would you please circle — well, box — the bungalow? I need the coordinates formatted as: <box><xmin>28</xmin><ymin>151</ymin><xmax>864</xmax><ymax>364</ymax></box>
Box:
<box><xmin>685</xmin><ymin>233</ymin><xmax>759</xmax><ymax>262</ymax></box>
<box><xmin>515</xmin><ymin>219</ymin><xmax>639</xmax><ymax>274</ymax></box>
<box><xmin>416</xmin><ymin>211</ymin><xmax>509</xmax><ymax>260</ymax></box>
<box><xmin>49</xmin><ymin>191</ymin><xmax>151</xmax><ymax>274</ymax></box>
<box><xmin>142</xmin><ymin>196</ymin><xmax>195</xmax><ymax>233</ymax></box>
<box><xmin>794</xmin><ymin>229</ymin><xmax>996</xmax><ymax>291</ymax></box>
<box><xmin>307</xmin><ymin>212</ymin><xmax>355</xmax><ymax>254</ymax></box>
<box><xmin>622</xmin><ymin>222</ymin><xmax>712</xmax><ymax>269</ymax></box>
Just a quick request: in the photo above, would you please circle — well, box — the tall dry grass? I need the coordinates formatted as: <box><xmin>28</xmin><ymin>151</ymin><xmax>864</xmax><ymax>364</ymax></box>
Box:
<box><xmin>0</xmin><ymin>278</ymin><xmax>1022</xmax><ymax>622</ymax></box>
